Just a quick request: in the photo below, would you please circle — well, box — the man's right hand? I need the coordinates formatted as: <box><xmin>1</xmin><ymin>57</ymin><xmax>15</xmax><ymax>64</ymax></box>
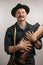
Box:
<box><xmin>17</xmin><ymin>38</ymin><xmax>32</xmax><ymax>51</ymax></box>
<box><xmin>8</xmin><ymin>38</ymin><xmax>32</xmax><ymax>54</ymax></box>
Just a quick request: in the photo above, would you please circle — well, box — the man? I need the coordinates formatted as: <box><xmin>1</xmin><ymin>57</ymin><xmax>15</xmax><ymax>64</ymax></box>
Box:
<box><xmin>4</xmin><ymin>3</ymin><xmax>42</xmax><ymax>65</ymax></box>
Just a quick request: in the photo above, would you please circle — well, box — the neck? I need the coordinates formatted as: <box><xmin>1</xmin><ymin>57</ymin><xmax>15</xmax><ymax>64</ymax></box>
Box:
<box><xmin>17</xmin><ymin>21</ymin><xmax>26</xmax><ymax>29</ymax></box>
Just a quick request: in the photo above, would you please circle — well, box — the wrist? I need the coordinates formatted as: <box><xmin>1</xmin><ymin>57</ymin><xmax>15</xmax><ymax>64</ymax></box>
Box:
<box><xmin>17</xmin><ymin>44</ymin><xmax>21</xmax><ymax>50</ymax></box>
<box><xmin>32</xmin><ymin>39</ymin><xmax>38</xmax><ymax>43</ymax></box>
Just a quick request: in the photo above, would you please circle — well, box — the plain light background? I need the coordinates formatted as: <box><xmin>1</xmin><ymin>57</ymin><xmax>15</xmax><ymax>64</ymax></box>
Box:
<box><xmin>0</xmin><ymin>0</ymin><xmax>43</xmax><ymax>65</ymax></box>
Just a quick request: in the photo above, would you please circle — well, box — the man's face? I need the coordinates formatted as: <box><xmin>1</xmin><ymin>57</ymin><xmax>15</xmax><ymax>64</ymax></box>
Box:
<box><xmin>15</xmin><ymin>8</ymin><xmax>27</xmax><ymax>22</ymax></box>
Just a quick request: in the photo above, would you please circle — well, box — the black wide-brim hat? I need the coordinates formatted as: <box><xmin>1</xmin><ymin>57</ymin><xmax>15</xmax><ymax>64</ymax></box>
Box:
<box><xmin>11</xmin><ymin>3</ymin><xmax>30</xmax><ymax>17</ymax></box>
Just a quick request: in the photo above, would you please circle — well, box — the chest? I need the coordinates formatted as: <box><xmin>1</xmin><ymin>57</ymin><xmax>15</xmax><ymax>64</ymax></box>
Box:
<box><xmin>16</xmin><ymin>26</ymin><xmax>33</xmax><ymax>44</ymax></box>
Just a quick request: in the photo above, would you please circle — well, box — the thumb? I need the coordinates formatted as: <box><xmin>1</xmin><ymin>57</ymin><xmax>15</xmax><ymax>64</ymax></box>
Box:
<box><xmin>32</xmin><ymin>31</ymin><xmax>34</xmax><ymax>34</ymax></box>
<box><xmin>22</xmin><ymin>38</ymin><xmax>24</xmax><ymax>41</ymax></box>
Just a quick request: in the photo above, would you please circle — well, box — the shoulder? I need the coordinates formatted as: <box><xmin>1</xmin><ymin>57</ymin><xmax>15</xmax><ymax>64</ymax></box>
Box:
<box><xmin>6</xmin><ymin>23</ymin><xmax>17</xmax><ymax>35</ymax></box>
<box><xmin>6</xmin><ymin>25</ymin><xmax>14</xmax><ymax>34</ymax></box>
<box><xmin>6</xmin><ymin>23</ymin><xmax>16</xmax><ymax>32</ymax></box>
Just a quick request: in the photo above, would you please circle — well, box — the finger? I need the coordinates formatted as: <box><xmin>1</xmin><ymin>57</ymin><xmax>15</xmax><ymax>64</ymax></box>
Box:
<box><xmin>26</xmin><ymin>32</ymin><xmax>32</xmax><ymax>37</ymax></box>
<box><xmin>25</xmin><ymin>48</ymin><xmax>30</xmax><ymax>51</ymax></box>
<box><xmin>24</xmin><ymin>40</ymin><xmax>31</xmax><ymax>44</ymax></box>
<box><xmin>25</xmin><ymin>40</ymin><xmax>31</xmax><ymax>43</ymax></box>
<box><xmin>24</xmin><ymin>39</ymin><xmax>27</xmax><ymax>42</ymax></box>
<box><xmin>32</xmin><ymin>31</ymin><xmax>34</xmax><ymax>34</ymax></box>
<box><xmin>27</xmin><ymin>31</ymin><xmax>31</xmax><ymax>34</ymax></box>
<box><xmin>25</xmin><ymin>32</ymin><xmax>30</xmax><ymax>38</ymax></box>
<box><xmin>22</xmin><ymin>38</ymin><xmax>24</xmax><ymax>41</ymax></box>
<box><xmin>24</xmin><ymin>39</ymin><xmax>30</xmax><ymax>43</ymax></box>
<box><xmin>26</xmin><ymin>32</ymin><xmax>30</xmax><ymax>36</ymax></box>
<box><xmin>25</xmin><ymin>36</ymin><xmax>30</xmax><ymax>40</ymax></box>
<box><xmin>27</xmin><ymin>46</ymin><xmax>32</xmax><ymax>49</ymax></box>
<box><xmin>27</xmin><ymin>43</ymin><xmax>32</xmax><ymax>46</ymax></box>
<box><xmin>26</xmin><ymin>41</ymin><xmax>30</xmax><ymax>44</ymax></box>
<box><xmin>20</xmin><ymin>50</ymin><xmax>25</xmax><ymax>53</ymax></box>
<box><xmin>25</xmin><ymin>33</ymin><xmax>28</xmax><ymax>37</ymax></box>
<box><xmin>26</xmin><ymin>44</ymin><xmax>32</xmax><ymax>47</ymax></box>
<box><xmin>25</xmin><ymin>47</ymin><xmax>31</xmax><ymax>51</ymax></box>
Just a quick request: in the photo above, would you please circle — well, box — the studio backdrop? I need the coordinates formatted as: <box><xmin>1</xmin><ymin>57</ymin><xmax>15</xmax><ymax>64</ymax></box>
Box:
<box><xmin>0</xmin><ymin>0</ymin><xmax>43</xmax><ymax>65</ymax></box>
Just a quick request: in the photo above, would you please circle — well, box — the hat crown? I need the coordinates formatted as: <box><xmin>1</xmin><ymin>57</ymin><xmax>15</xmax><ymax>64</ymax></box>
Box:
<box><xmin>16</xmin><ymin>3</ymin><xmax>23</xmax><ymax>8</ymax></box>
<box><xmin>16</xmin><ymin>3</ymin><xmax>21</xmax><ymax>7</ymax></box>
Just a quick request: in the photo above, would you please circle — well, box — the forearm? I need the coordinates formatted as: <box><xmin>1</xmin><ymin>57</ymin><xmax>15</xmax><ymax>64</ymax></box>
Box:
<box><xmin>33</xmin><ymin>26</ymin><xmax>43</xmax><ymax>39</ymax></box>
<box><xmin>26</xmin><ymin>26</ymin><xmax>43</xmax><ymax>42</ymax></box>
<box><xmin>33</xmin><ymin>26</ymin><xmax>43</xmax><ymax>49</ymax></box>
<box><xmin>26</xmin><ymin>26</ymin><xmax>43</xmax><ymax>49</ymax></box>
<box><xmin>8</xmin><ymin>45</ymin><xmax>21</xmax><ymax>54</ymax></box>
<box><xmin>33</xmin><ymin>40</ymin><xmax>42</xmax><ymax>49</ymax></box>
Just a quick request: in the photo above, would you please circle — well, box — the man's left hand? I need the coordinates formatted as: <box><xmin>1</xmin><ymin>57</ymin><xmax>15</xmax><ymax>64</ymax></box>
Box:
<box><xmin>26</xmin><ymin>31</ymin><xmax>37</xmax><ymax>42</ymax></box>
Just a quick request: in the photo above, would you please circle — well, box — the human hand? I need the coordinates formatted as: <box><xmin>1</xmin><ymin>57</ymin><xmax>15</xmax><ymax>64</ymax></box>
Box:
<box><xmin>26</xmin><ymin>31</ymin><xmax>37</xmax><ymax>42</ymax></box>
<box><xmin>17</xmin><ymin>38</ymin><xmax>32</xmax><ymax>51</ymax></box>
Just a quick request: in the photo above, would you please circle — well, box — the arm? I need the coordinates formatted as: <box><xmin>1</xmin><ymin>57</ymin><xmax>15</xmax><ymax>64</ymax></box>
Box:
<box><xmin>33</xmin><ymin>39</ymin><xmax>42</xmax><ymax>49</ymax></box>
<box><xmin>4</xmin><ymin>28</ymin><xmax>20</xmax><ymax>54</ymax></box>
<box><xmin>26</xmin><ymin>26</ymin><xmax>43</xmax><ymax>49</ymax></box>
<box><xmin>33</xmin><ymin>26</ymin><xmax>43</xmax><ymax>49</ymax></box>
<box><xmin>33</xmin><ymin>26</ymin><xmax>43</xmax><ymax>39</ymax></box>
<box><xmin>8</xmin><ymin>39</ymin><xmax>32</xmax><ymax>54</ymax></box>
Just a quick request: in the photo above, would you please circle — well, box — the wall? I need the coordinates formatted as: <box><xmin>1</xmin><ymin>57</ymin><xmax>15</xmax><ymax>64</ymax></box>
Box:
<box><xmin>0</xmin><ymin>0</ymin><xmax>43</xmax><ymax>65</ymax></box>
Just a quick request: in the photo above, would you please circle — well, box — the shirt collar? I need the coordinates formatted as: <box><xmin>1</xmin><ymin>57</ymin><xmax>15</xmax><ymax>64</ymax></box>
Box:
<box><xmin>15</xmin><ymin>22</ymin><xmax>30</xmax><ymax>31</ymax></box>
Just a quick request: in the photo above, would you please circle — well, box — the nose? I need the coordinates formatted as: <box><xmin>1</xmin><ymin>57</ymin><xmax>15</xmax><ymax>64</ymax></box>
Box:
<box><xmin>20</xmin><ymin>12</ymin><xmax>23</xmax><ymax>16</ymax></box>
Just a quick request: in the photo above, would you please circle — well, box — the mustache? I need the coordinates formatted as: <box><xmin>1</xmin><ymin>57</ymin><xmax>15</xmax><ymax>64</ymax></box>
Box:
<box><xmin>18</xmin><ymin>16</ymin><xmax>24</xmax><ymax>18</ymax></box>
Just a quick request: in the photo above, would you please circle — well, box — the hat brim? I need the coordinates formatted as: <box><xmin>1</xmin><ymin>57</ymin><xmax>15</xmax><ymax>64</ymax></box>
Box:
<box><xmin>11</xmin><ymin>4</ymin><xmax>30</xmax><ymax>17</ymax></box>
